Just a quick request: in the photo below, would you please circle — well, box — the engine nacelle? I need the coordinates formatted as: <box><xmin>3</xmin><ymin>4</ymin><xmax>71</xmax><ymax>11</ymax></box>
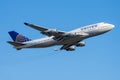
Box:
<box><xmin>41</xmin><ymin>29</ymin><xmax>58</xmax><ymax>36</ymax></box>
<box><xmin>66</xmin><ymin>46</ymin><xmax>76</xmax><ymax>51</ymax></box>
<box><xmin>76</xmin><ymin>42</ymin><xmax>85</xmax><ymax>47</ymax></box>
<box><xmin>64</xmin><ymin>33</ymin><xmax>76</xmax><ymax>37</ymax></box>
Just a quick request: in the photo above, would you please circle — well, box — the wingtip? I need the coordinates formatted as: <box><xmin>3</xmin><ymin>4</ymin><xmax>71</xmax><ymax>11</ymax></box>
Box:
<box><xmin>24</xmin><ymin>22</ymin><xmax>29</xmax><ymax>25</ymax></box>
<box><xmin>7</xmin><ymin>41</ymin><xmax>12</xmax><ymax>43</ymax></box>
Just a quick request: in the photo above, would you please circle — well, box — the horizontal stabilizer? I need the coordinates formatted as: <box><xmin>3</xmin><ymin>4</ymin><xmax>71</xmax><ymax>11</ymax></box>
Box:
<box><xmin>7</xmin><ymin>41</ymin><xmax>25</xmax><ymax>47</ymax></box>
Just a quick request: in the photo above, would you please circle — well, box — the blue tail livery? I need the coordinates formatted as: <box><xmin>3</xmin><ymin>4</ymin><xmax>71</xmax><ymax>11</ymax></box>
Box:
<box><xmin>8</xmin><ymin>31</ymin><xmax>31</xmax><ymax>42</ymax></box>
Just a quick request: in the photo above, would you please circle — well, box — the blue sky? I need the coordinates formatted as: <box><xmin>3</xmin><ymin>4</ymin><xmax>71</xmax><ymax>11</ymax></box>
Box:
<box><xmin>0</xmin><ymin>0</ymin><xmax>120</xmax><ymax>80</ymax></box>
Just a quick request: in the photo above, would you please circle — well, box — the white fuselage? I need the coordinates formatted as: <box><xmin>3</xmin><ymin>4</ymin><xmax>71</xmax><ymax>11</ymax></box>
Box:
<box><xmin>16</xmin><ymin>22</ymin><xmax>114</xmax><ymax>49</ymax></box>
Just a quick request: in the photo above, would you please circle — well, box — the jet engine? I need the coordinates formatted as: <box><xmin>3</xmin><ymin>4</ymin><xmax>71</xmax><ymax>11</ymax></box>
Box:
<box><xmin>76</xmin><ymin>42</ymin><xmax>85</xmax><ymax>47</ymax></box>
<box><xmin>41</xmin><ymin>29</ymin><xmax>58</xmax><ymax>36</ymax></box>
<box><xmin>64</xmin><ymin>33</ymin><xmax>76</xmax><ymax>37</ymax></box>
<box><xmin>66</xmin><ymin>46</ymin><xmax>76</xmax><ymax>51</ymax></box>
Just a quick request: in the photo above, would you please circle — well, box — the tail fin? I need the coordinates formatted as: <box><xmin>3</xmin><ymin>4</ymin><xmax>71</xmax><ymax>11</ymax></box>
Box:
<box><xmin>8</xmin><ymin>31</ymin><xmax>31</xmax><ymax>42</ymax></box>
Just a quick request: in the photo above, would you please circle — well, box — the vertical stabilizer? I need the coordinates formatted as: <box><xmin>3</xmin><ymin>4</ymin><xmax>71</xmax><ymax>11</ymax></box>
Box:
<box><xmin>8</xmin><ymin>31</ymin><xmax>31</xmax><ymax>42</ymax></box>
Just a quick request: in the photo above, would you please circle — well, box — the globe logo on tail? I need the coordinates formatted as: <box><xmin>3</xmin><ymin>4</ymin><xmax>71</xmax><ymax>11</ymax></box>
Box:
<box><xmin>16</xmin><ymin>34</ymin><xmax>31</xmax><ymax>42</ymax></box>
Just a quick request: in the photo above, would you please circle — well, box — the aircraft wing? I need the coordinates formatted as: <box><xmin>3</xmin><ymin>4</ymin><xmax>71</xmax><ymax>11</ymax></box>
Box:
<box><xmin>24</xmin><ymin>22</ymin><xmax>48</xmax><ymax>31</ymax></box>
<box><xmin>24</xmin><ymin>22</ymin><xmax>65</xmax><ymax>37</ymax></box>
<box><xmin>24</xmin><ymin>22</ymin><xmax>88</xmax><ymax>42</ymax></box>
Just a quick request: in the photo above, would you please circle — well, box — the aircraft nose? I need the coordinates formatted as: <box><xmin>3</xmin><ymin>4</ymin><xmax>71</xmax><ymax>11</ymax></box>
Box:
<box><xmin>110</xmin><ymin>24</ymin><xmax>115</xmax><ymax>29</ymax></box>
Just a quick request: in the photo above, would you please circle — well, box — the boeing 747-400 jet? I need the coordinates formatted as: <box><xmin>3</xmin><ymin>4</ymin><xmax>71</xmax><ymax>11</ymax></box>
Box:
<box><xmin>7</xmin><ymin>22</ymin><xmax>114</xmax><ymax>51</ymax></box>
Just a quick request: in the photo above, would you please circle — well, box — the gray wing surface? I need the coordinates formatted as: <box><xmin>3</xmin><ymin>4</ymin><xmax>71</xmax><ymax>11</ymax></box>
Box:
<box><xmin>24</xmin><ymin>22</ymin><xmax>48</xmax><ymax>31</ymax></box>
<box><xmin>24</xmin><ymin>22</ymin><xmax>65</xmax><ymax>37</ymax></box>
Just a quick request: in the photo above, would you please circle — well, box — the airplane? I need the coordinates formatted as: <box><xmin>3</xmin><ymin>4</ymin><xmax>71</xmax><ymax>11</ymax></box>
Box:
<box><xmin>7</xmin><ymin>22</ymin><xmax>114</xmax><ymax>51</ymax></box>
